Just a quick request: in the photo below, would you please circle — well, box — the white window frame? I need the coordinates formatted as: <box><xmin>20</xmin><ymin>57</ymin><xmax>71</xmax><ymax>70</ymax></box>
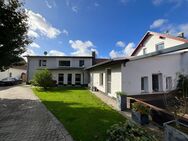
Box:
<box><xmin>156</xmin><ymin>42</ymin><xmax>164</xmax><ymax>51</ymax></box>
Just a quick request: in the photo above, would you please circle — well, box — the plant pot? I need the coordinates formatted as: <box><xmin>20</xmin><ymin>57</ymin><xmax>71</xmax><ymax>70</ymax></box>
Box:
<box><xmin>164</xmin><ymin>120</ymin><xmax>188</xmax><ymax>141</ymax></box>
<box><xmin>131</xmin><ymin>110</ymin><xmax>149</xmax><ymax>125</ymax></box>
<box><xmin>116</xmin><ymin>94</ymin><xmax>127</xmax><ymax>111</ymax></box>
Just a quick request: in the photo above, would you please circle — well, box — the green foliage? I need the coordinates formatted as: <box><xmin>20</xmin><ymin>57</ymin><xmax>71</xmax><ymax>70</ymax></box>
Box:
<box><xmin>132</xmin><ymin>102</ymin><xmax>150</xmax><ymax>115</ymax></box>
<box><xmin>177</xmin><ymin>74</ymin><xmax>188</xmax><ymax>97</ymax></box>
<box><xmin>0</xmin><ymin>0</ymin><xmax>31</xmax><ymax>71</ymax></box>
<box><xmin>33</xmin><ymin>69</ymin><xmax>54</xmax><ymax>90</ymax></box>
<box><xmin>116</xmin><ymin>91</ymin><xmax>127</xmax><ymax>96</ymax></box>
<box><xmin>106</xmin><ymin>121</ymin><xmax>158</xmax><ymax>141</ymax></box>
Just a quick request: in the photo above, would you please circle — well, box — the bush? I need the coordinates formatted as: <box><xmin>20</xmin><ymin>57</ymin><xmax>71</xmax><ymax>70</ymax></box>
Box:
<box><xmin>106</xmin><ymin>120</ymin><xmax>157</xmax><ymax>141</ymax></box>
<box><xmin>132</xmin><ymin>102</ymin><xmax>150</xmax><ymax>115</ymax></box>
<box><xmin>32</xmin><ymin>69</ymin><xmax>55</xmax><ymax>90</ymax></box>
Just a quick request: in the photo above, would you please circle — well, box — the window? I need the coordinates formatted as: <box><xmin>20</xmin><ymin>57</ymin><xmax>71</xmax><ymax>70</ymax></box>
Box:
<box><xmin>67</xmin><ymin>74</ymin><xmax>72</xmax><ymax>85</ymax></box>
<box><xmin>141</xmin><ymin>77</ymin><xmax>148</xmax><ymax>92</ymax></box>
<box><xmin>75</xmin><ymin>74</ymin><xmax>81</xmax><ymax>85</ymax></box>
<box><xmin>58</xmin><ymin>74</ymin><xmax>64</xmax><ymax>85</ymax></box>
<box><xmin>156</xmin><ymin>43</ymin><xmax>164</xmax><ymax>51</ymax></box>
<box><xmin>166</xmin><ymin>77</ymin><xmax>172</xmax><ymax>90</ymax></box>
<box><xmin>59</xmin><ymin>60</ymin><xmax>70</xmax><ymax>67</ymax></box>
<box><xmin>9</xmin><ymin>72</ymin><xmax>12</xmax><ymax>77</ymax></box>
<box><xmin>39</xmin><ymin>60</ymin><xmax>47</xmax><ymax>67</ymax></box>
<box><xmin>79</xmin><ymin>60</ymin><xmax>85</xmax><ymax>67</ymax></box>
<box><xmin>143</xmin><ymin>48</ymin><xmax>147</xmax><ymax>55</ymax></box>
<box><xmin>99</xmin><ymin>73</ymin><xmax>103</xmax><ymax>86</ymax></box>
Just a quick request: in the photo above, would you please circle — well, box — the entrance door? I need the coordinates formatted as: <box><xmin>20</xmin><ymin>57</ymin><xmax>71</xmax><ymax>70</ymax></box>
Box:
<box><xmin>107</xmin><ymin>69</ymin><xmax>111</xmax><ymax>95</ymax></box>
<box><xmin>152</xmin><ymin>74</ymin><xmax>162</xmax><ymax>92</ymax></box>
<box><xmin>67</xmin><ymin>74</ymin><xmax>72</xmax><ymax>85</ymax></box>
<box><xmin>75</xmin><ymin>74</ymin><xmax>81</xmax><ymax>85</ymax></box>
<box><xmin>58</xmin><ymin>74</ymin><xmax>64</xmax><ymax>85</ymax></box>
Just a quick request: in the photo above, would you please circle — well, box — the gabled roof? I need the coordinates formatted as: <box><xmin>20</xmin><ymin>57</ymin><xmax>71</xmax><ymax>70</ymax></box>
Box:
<box><xmin>25</xmin><ymin>55</ymin><xmax>93</xmax><ymax>58</ymax></box>
<box><xmin>131</xmin><ymin>31</ymin><xmax>188</xmax><ymax>56</ymax></box>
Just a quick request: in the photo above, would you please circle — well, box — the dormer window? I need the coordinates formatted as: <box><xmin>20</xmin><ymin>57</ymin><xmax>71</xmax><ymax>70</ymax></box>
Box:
<box><xmin>59</xmin><ymin>60</ymin><xmax>70</xmax><ymax>67</ymax></box>
<box><xmin>143</xmin><ymin>48</ymin><xmax>147</xmax><ymax>55</ymax></box>
<box><xmin>79</xmin><ymin>60</ymin><xmax>85</xmax><ymax>67</ymax></box>
<box><xmin>39</xmin><ymin>60</ymin><xmax>47</xmax><ymax>67</ymax></box>
<box><xmin>156</xmin><ymin>42</ymin><xmax>164</xmax><ymax>51</ymax></box>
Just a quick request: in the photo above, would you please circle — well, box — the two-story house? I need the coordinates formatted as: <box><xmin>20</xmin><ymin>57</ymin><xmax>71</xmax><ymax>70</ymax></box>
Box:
<box><xmin>26</xmin><ymin>52</ymin><xmax>107</xmax><ymax>86</ymax></box>
<box><xmin>87</xmin><ymin>31</ymin><xmax>188</xmax><ymax>97</ymax></box>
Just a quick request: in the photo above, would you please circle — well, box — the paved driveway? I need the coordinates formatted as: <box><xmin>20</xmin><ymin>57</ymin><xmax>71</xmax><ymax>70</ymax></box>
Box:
<box><xmin>0</xmin><ymin>85</ymin><xmax>73</xmax><ymax>141</ymax></box>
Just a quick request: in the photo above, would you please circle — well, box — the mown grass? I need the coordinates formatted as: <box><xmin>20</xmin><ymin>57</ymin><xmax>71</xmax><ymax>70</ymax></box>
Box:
<box><xmin>33</xmin><ymin>87</ymin><xmax>126</xmax><ymax>141</ymax></box>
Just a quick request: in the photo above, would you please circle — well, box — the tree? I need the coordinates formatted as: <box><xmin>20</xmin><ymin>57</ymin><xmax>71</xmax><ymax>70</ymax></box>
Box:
<box><xmin>32</xmin><ymin>69</ymin><xmax>54</xmax><ymax>90</ymax></box>
<box><xmin>0</xmin><ymin>0</ymin><xmax>31</xmax><ymax>71</ymax></box>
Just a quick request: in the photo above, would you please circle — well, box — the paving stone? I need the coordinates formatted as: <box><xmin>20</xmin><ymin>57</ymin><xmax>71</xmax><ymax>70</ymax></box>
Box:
<box><xmin>0</xmin><ymin>85</ymin><xmax>73</xmax><ymax>141</ymax></box>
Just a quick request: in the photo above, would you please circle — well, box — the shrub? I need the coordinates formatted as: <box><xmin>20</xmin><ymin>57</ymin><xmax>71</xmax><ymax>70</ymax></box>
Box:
<box><xmin>132</xmin><ymin>102</ymin><xmax>150</xmax><ymax>115</ymax></box>
<box><xmin>106</xmin><ymin>120</ymin><xmax>157</xmax><ymax>141</ymax></box>
<box><xmin>116</xmin><ymin>91</ymin><xmax>126</xmax><ymax>96</ymax></box>
<box><xmin>32</xmin><ymin>69</ymin><xmax>54</xmax><ymax>90</ymax></box>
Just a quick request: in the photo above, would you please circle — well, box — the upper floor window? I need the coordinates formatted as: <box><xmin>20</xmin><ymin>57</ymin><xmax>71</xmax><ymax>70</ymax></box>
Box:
<box><xmin>156</xmin><ymin>42</ymin><xmax>164</xmax><ymax>51</ymax></box>
<box><xmin>79</xmin><ymin>60</ymin><xmax>85</xmax><ymax>67</ymax></box>
<box><xmin>59</xmin><ymin>60</ymin><xmax>70</xmax><ymax>67</ymax></box>
<box><xmin>143</xmin><ymin>48</ymin><xmax>147</xmax><ymax>55</ymax></box>
<box><xmin>39</xmin><ymin>60</ymin><xmax>47</xmax><ymax>67</ymax></box>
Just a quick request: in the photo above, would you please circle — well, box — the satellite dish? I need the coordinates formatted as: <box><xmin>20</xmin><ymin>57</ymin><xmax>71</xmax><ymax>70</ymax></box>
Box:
<box><xmin>44</xmin><ymin>51</ymin><xmax>47</xmax><ymax>56</ymax></box>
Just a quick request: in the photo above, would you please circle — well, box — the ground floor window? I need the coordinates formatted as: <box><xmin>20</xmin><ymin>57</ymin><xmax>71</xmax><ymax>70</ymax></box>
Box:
<box><xmin>67</xmin><ymin>74</ymin><xmax>72</xmax><ymax>85</ymax></box>
<box><xmin>141</xmin><ymin>76</ymin><xmax>148</xmax><ymax>93</ymax></box>
<box><xmin>166</xmin><ymin>76</ymin><xmax>172</xmax><ymax>91</ymax></box>
<box><xmin>99</xmin><ymin>73</ymin><xmax>103</xmax><ymax>86</ymax></box>
<box><xmin>75</xmin><ymin>74</ymin><xmax>81</xmax><ymax>85</ymax></box>
<box><xmin>58</xmin><ymin>74</ymin><xmax>64</xmax><ymax>85</ymax></box>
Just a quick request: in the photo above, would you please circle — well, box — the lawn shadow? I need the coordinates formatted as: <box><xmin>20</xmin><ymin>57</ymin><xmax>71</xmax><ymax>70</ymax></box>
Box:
<box><xmin>41</xmin><ymin>100</ymin><xmax>126</xmax><ymax>141</ymax></box>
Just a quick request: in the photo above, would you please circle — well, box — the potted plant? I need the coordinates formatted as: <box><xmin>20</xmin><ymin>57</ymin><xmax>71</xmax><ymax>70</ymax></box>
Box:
<box><xmin>116</xmin><ymin>92</ymin><xmax>127</xmax><ymax>111</ymax></box>
<box><xmin>131</xmin><ymin>102</ymin><xmax>150</xmax><ymax>125</ymax></box>
<box><xmin>163</xmin><ymin>74</ymin><xmax>188</xmax><ymax>141</ymax></box>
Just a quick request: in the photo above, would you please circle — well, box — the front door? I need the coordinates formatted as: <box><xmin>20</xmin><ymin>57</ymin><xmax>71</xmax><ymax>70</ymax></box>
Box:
<box><xmin>107</xmin><ymin>69</ymin><xmax>111</xmax><ymax>95</ymax></box>
<box><xmin>152</xmin><ymin>74</ymin><xmax>163</xmax><ymax>92</ymax></box>
<box><xmin>67</xmin><ymin>74</ymin><xmax>72</xmax><ymax>85</ymax></box>
<box><xmin>75</xmin><ymin>74</ymin><xmax>81</xmax><ymax>85</ymax></box>
<box><xmin>58</xmin><ymin>73</ymin><xmax>64</xmax><ymax>85</ymax></box>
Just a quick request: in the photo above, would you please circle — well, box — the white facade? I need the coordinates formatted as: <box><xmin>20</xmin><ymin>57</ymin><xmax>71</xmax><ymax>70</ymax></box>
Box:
<box><xmin>0</xmin><ymin>67</ymin><xmax>26</xmax><ymax>80</ymax></box>
<box><xmin>90</xmin><ymin>64</ymin><xmax>122</xmax><ymax>98</ymax></box>
<box><xmin>27</xmin><ymin>56</ymin><xmax>93</xmax><ymax>85</ymax></box>
<box><xmin>135</xmin><ymin>33</ymin><xmax>185</xmax><ymax>56</ymax></box>
<box><xmin>122</xmin><ymin>52</ymin><xmax>187</xmax><ymax>95</ymax></box>
<box><xmin>88</xmin><ymin>32</ymin><xmax>188</xmax><ymax>97</ymax></box>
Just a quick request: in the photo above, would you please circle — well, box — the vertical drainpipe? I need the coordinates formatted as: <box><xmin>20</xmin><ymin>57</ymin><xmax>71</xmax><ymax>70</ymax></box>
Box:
<box><xmin>26</xmin><ymin>56</ymin><xmax>30</xmax><ymax>83</ymax></box>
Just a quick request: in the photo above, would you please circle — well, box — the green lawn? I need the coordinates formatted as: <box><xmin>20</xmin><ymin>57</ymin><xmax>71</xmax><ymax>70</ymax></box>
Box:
<box><xmin>33</xmin><ymin>87</ymin><xmax>126</xmax><ymax>141</ymax></box>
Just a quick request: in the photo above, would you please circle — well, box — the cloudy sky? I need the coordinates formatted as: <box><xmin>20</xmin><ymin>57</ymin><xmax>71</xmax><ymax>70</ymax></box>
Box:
<box><xmin>23</xmin><ymin>0</ymin><xmax>188</xmax><ymax>58</ymax></box>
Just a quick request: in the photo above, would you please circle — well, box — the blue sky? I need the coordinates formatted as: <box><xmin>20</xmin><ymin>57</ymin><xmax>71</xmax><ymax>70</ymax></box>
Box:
<box><xmin>23</xmin><ymin>0</ymin><xmax>188</xmax><ymax>58</ymax></box>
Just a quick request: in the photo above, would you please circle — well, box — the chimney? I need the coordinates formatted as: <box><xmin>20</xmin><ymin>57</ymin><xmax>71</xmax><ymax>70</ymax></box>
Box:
<box><xmin>177</xmin><ymin>32</ymin><xmax>185</xmax><ymax>38</ymax></box>
<box><xmin>92</xmin><ymin>51</ymin><xmax>96</xmax><ymax>65</ymax></box>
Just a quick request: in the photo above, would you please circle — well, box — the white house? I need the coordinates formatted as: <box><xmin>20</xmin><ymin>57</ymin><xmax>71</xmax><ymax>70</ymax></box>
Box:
<box><xmin>26</xmin><ymin>52</ymin><xmax>108</xmax><ymax>86</ymax></box>
<box><xmin>87</xmin><ymin>31</ymin><xmax>188</xmax><ymax>98</ymax></box>
<box><xmin>0</xmin><ymin>65</ymin><xmax>27</xmax><ymax>81</ymax></box>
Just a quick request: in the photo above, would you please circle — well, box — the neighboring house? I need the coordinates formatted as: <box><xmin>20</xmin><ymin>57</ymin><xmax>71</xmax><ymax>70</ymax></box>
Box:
<box><xmin>87</xmin><ymin>31</ymin><xmax>188</xmax><ymax>98</ymax></box>
<box><xmin>26</xmin><ymin>52</ymin><xmax>108</xmax><ymax>86</ymax></box>
<box><xmin>0</xmin><ymin>65</ymin><xmax>27</xmax><ymax>81</ymax></box>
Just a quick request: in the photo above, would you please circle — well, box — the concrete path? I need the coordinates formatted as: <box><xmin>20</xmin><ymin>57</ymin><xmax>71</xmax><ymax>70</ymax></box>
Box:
<box><xmin>0</xmin><ymin>85</ymin><xmax>73</xmax><ymax>141</ymax></box>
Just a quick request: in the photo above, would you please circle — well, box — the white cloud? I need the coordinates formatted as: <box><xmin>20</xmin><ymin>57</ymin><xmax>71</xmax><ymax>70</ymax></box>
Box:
<box><xmin>116</xmin><ymin>41</ymin><xmax>126</xmax><ymax>47</ymax></box>
<box><xmin>30</xmin><ymin>42</ymin><xmax>40</xmax><ymax>48</ymax></box>
<box><xmin>63</xmin><ymin>29</ymin><xmax>69</xmax><ymax>36</ymax></box>
<box><xmin>27</xmin><ymin>30</ymin><xmax>39</xmax><ymax>38</ymax></box>
<box><xmin>109</xmin><ymin>42</ymin><xmax>135</xmax><ymax>58</ymax></box>
<box><xmin>69</xmin><ymin>40</ymin><xmax>98</xmax><ymax>56</ymax></box>
<box><xmin>27</xmin><ymin>10</ymin><xmax>61</xmax><ymax>39</ymax></box>
<box><xmin>150</xmin><ymin>19</ymin><xmax>188</xmax><ymax>37</ymax></box>
<box><xmin>45</xmin><ymin>0</ymin><xmax>52</xmax><ymax>8</ymax></box>
<box><xmin>150</xmin><ymin>19</ymin><xmax>168</xmax><ymax>29</ymax></box>
<box><xmin>72</xmin><ymin>6</ymin><xmax>78</xmax><ymax>13</ymax></box>
<box><xmin>21</xmin><ymin>48</ymin><xmax>36</xmax><ymax>57</ymax></box>
<box><xmin>94</xmin><ymin>2</ymin><xmax>99</xmax><ymax>7</ymax></box>
<box><xmin>152</xmin><ymin>0</ymin><xmax>186</xmax><ymax>7</ymax></box>
<box><xmin>48</xmin><ymin>50</ymin><xmax>66</xmax><ymax>56</ymax></box>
